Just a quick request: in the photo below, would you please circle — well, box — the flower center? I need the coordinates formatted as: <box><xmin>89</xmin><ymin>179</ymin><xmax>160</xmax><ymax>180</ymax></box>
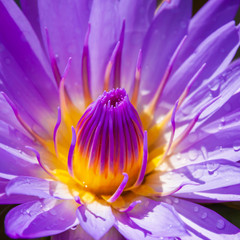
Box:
<box><xmin>72</xmin><ymin>88</ymin><xmax>144</xmax><ymax>195</ymax></box>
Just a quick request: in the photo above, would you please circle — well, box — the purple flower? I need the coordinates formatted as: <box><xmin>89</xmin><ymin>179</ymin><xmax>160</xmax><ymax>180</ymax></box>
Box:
<box><xmin>0</xmin><ymin>0</ymin><xmax>240</xmax><ymax>239</ymax></box>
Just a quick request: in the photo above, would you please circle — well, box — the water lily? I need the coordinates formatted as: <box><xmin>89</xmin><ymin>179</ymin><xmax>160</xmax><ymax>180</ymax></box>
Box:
<box><xmin>0</xmin><ymin>0</ymin><xmax>240</xmax><ymax>239</ymax></box>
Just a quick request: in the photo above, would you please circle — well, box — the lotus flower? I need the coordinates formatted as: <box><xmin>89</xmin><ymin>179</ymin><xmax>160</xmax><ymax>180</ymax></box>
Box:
<box><xmin>0</xmin><ymin>0</ymin><xmax>240</xmax><ymax>239</ymax></box>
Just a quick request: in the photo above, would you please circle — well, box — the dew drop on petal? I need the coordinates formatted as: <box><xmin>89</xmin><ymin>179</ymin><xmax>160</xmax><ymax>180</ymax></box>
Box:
<box><xmin>201</xmin><ymin>212</ymin><xmax>208</xmax><ymax>219</ymax></box>
<box><xmin>233</xmin><ymin>140</ymin><xmax>240</xmax><ymax>152</ymax></box>
<box><xmin>173</xmin><ymin>198</ymin><xmax>179</xmax><ymax>204</ymax></box>
<box><xmin>201</xmin><ymin>146</ymin><xmax>208</xmax><ymax>160</ymax></box>
<box><xmin>71</xmin><ymin>225</ymin><xmax>78</xmax><ymax>230</ymax></box>
<box><xmin>216</xmin><ymin>219</ymin><xmax>225</xmax><ymax>230</ymax></box>
<box><xmin>49</xmin><ymin>209</ymin><xmax>57</xmax><ymax>216</ymax></box>
<box><xmin>193</xmin><ymin>206</ymin><xmax>199</xmax><ymax>212</ymax></box>
<box><xmin>176</xmin><ymin>153</ymin><xmax>181</xmax><ymax>160</ymax></box>
<box><xmin>165</xmin><ymin>198</ymin><xmax>172</xmax><ymax>205</ymax></box>
<box><xmin>207</xmin><ymin>162</ymin><xmax>219</xmax><ymax>174</ymax></box>
<box><xmin>188</xmin><ymin>149</ymin><xmax>198</xmax><ymax>161</ymax></box>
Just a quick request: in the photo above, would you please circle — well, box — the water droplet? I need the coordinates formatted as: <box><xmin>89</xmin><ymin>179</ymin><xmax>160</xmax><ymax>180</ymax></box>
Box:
<box><xmin>49</xmin><ymin>209</ymin><xmax>57</xmax><ymax>216</ymax></box>
<box><xmin>59</xmin><ymin>216</ymin><xmax>65</xmax><ymax>221</ymax></box>
<box><xmin>193</xmin><ymin>206</ymin><xmax>199</xmax><ymax>212</ymax></box>
<box><xmin>201</xmin><ymin>212</ymin><xmax>208</xmax><ymax>219</ymax></box>
<box><xmin>216</xmin><ymin>219</ymin><xmax>225</xmax><ymax>230</ymax></box>
<box><xmin>207</xmin><ymin>162</ymin><xmax>219</xmax><ymax>174</ymax></box>
<box><xmin>165</xmin><ymin>198</ymin><xmax>172</xmax><ymax>205</ymax></box>
<box><xmin>173</xmin><ymin>198</ymin><xmax>179</xmax><ymax>204</ymax></box>
<box><xmin>201</xmin><ymin>146</ymin><xmax>208</xmax><ymax>160</ymax></box>
<box><xmin>71</xmin><ymin>225</ymin><xmax>78</xmax><ymax>230</ymax></box>
<box><xmin>188</xmin><ymin>149</ymin><xmax>198</xmax><ymax>161</ymax></box>
<box><xmin>233</xmin><ymin>140</ymin><xmax>240</xmax><ymax>152</ymax></box>
<box><xmin>208</xmin><ymin>80</ymin><xmax>221</xmax><ymax>98</ymax></box>
<box><xmin>176</xmin><ymin>153</ymin><xmax>181</xmax><ymax>160</ymax></box>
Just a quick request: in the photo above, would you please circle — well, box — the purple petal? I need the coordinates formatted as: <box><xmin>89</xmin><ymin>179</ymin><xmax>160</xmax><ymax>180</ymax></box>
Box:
<box><xmin>140</xmin><ymin>0</ymin><xmax>192</xmax><ymax>103</ymax></box>
<box><xmin>52</xmin><ymin>226</ymin><xmax>125</xmax><ymax>240</ymax></box>
<box><xmin>119</xmin><ymin>0</ymin><xmax>156</xmax><ymax>91</ymax></box>
<box><xmin>0</xmin><ymin>0</ymin><xmax>58</xmax><ymax>122</ymax></box>
<box><xmin>38</xmin><ymin>0</ymin><xmax>92</xmax><ymax>102</ymax></box>
<box><xmin>20</xmin><ymin>0</ymin><xmax>43</xmax><ymax>44</ymax></box>
<box><xmin>147</xmin><ymin>160</ymin><xmax>240</xmax><ymax>200</ymax></box>
<box><xmin>171</xmin><ymin>98</ymin><xmax>240</xmax><ymax>170</ymax></box>
<box><xmin>114</xmin><ymin>197</ymin><xmax>187</xmax><ymax>239</ymax></box>
<box><xmin>88</xmin><ymin>0</ymin><xmax>121</xmax><ymax>98</ymax></box>
<box><xmin>162</xmin><ymin>197</ymin><xmax>240</xmax><ymax>239</ymax></box>
<box><xmin>176</xmin><ymin>0</ymin><xmax>240</xmax><ymax>65</ymax></box>
<box><xmin>0</xmin><ymin>180</ymin><xmax>38</xmax><ymax>204</ymax></box>
<box><xmin>101</xmin><ymin>227</ymin><xmax>125</xmax><ymax>240</ymax></box>
<box><xmin>0</xmin><ymin>144</ymin><xmax>45</xmax><ymax>179</ymax></box>
<box><xmin>175</xmin><ymin>184</ymin><xmax>240</xmax><ymax>203</ymax></box>
<box><xmin>6</xmin><ymin>176</ymin><xmax>53</xmax><ymax>199</ymax></box>
<box><xmin>160</xmin><ymin>21</ymin><xmax>239</xmax><ymax>112</ymax></box>
<box><xmin>176</xmin><ymin>59</ymin><xmax>240</xmax><ymax>125</ymax></box>
<box><xmin>76</xmin><ymin>201</ymin><xmax>115</xmax><ymax>240</ymax></box>
<box><xmin>5</xmin><ymin>199</ymin><xmax>78</xmax><ymax>238</ymax></box>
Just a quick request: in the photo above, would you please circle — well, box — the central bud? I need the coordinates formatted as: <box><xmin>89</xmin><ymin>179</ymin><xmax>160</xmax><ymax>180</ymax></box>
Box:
<box><xmin>73</xmin><ymin>89</ymin><xmax>144</xmax><ymax>195</ymax></box>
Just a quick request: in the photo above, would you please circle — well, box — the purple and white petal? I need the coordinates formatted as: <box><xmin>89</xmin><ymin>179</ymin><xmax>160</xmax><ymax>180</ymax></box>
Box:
<box><xmin>77</xmin><ymin>200</ymin><xmax>115</xmax><ymax>240</ymax></box>
<box><xmin>162</xmin><ymin>197</ymin><xmax>240</xmax><ymax>239</ymax></box>
<box><xmin>38</xmin><ymin>0</ymin><xmax>92</xmax><ymax>102</ymax></box>
<box><xmin>176</xmin><ymin>0</ymin><xmax>240</xmax><ymax>65</ymax></box>
<box><xmin>147</xmin><ymin>160</ymin><xmax>240</xmax><ymax>201</ymax></box>
<box><xmin>160</xmin><ymin>21</ymin><xmax>239</xmax><ymax>113</ymax></box>
<box><xmin>140</xmin><ymin>0</ymin><xmax>192</xmax><ymax>104</ymax></box>
<box><xmin>52</xmin><ymin>225</ymin><xmax>94</xmax><ymax>240</ymax></box>
<box><xmin>0</xmin><ymin>180</ymin><xmax>38</xmax><ymax>204</ymax></box>
<box><xmin>5</xmin><ymin>198</ymin><xmax>78</xmax><ymax>239</ymax></box>
<box><xmin>119</xmin><ymin>0</ymin><xmax>156</xmax><ymax>92</ymax></box>
<box><xmin>88</xmin><ymin>0</ymin><xmax>121</xmax><ymax>98</ymax></box>
<box><xmin>0</xmin><ymin>144</ymin><xmax>46</xmax><ymax>179</ymax></box>
<box><xmin>114</xmin><ymin>197</ymin><xmax>187</xmax><ymax>239</ymax></box>
<box><xmin>0</xmin><ymin>0</ymin><xmax>58</xmax><ymax>121</ymax></box>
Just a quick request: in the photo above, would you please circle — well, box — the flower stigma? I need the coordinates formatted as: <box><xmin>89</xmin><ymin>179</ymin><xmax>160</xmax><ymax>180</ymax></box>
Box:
<box><xmin>71</xmin><ymin>88</ymin><xmax>145</xmax><ymax>195</ymax></box>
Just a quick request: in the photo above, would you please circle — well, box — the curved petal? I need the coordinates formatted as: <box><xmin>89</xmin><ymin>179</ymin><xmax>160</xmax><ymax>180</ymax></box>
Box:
<box><xmin>5</xmin><ymin>199</ymin><xmax>78</xmax><ymax>239</ymax></box>
<box><xmin>162</xmin><ymin>197</ymin><xmax>240</xmax><ymax>239</ymax></box>
<box><xmin>20</xmin><ymin>0</ymin><xmax>43</xmax><ymax>44</ymax></box>
<box><xmin>38</xmin><ymin>0</ymin><xmax>92</xmax><ymax>102</ymax></box>
<box><xmin>176</xmin><ymin>59</ymin><xmax>240</xmax><ymax>124</ymax></box>
<box><xmin>52</xmin><ymin>225</ymin><xmax>94</xmax><ymax>240</ymax></box>
<box><xmin>52</xmin><ymin>226</ymin><xmax>125</xmax><ymax>240</ymax></box>
<box><xmin>101</xmin><ymin>227</ymin><xmax>125</xmax><ymax>240</ymax></box>
<box><xmin>114</xmin><ymin>197</ymin><xmax>187</xmax><ymax>239</ymax></box>
<box><xmin>77</xmin><ymin>200</ymin><xmax>115</xmax><ymax>240</ymax></box>
<box><xmin>88</xmin><ymin>0</ymin><xmax>121</xmax><ymax>98</ymax></box>
<box><xmin>119</xmin><ymin>0</ymin><xmax>156</xmax><ymax>91</ymax></box>
<box><xmin>160</xmin><ymin>21</ymin><xmax>239</xmax><ymax>112</ymax></box>
<box><xmin>176</xmin><ymin>0</ymin><xmax>240</xmax><ymax>65</ymax></box>
<box><xmin>175</xmin><ymin>184</ymin><xmax>240</xmax><ymax>203</ymax></box>
<box><xmin>0</xmin><ymin>0</ymin><xmax>58</xmax><ymax>117</ymax></box>
<box><xmin>146</xmin><ymin>160</ymin><xmax>240</xmax><ymax>201</ymax></box>
<box><xmin>0</xmin><ymin>144</ymin><xmax>45</xmax><ymax>179</ymax></box>
<box><xmin>6</xmin><ymin>176</ymin><xmax>52</xmax><ymax>199</ymax></box>
<box><xmin>171</xmin><ymin>94</ymin><xmax>240</xmax><ymax>171</ymax></box>
<box><xmin>0</xmin><ymin>180</ymin><xmax>39</xmax><ymax>204</ymax></box>
<box><xmin>140</xmin><ymin>0</ymin><xmax>192</xmax><ymax>103</ymax></box>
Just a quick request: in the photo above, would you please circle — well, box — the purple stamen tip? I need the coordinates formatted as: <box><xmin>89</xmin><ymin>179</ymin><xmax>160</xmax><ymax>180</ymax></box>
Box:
<box><xmin>68</xmin><ymin>126</ymin><xmax>77</xmax><ymax>176</ymax></box>
<box><xmin>107</xmin><ymin>172</ymin><xmax>129</xmax><ymax>203</ymax></box>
